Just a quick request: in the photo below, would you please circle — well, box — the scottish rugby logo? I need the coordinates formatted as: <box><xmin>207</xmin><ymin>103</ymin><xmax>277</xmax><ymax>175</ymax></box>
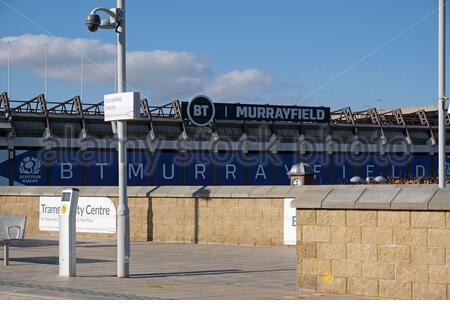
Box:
<box><xmin>18</xmin><ymin>156</ymin><xmax>42</xmax><ymax>183</ymax></box>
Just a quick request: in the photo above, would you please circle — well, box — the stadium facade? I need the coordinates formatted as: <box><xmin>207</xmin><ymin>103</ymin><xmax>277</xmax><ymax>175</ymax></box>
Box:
<box><xmin>0</xmin><ymin>91</ymin><xmax>449</xmax><ymax>186</ymax></box>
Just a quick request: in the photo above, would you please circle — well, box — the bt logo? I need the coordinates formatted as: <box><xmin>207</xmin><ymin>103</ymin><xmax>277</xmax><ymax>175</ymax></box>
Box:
<box><xmin>187</xmin><ymin>95</ymin><xmax>215</xmax><ymax>127</ymax></box>
<box><xmin>193</xmin><ymin>104</ymin><xmax>209</xmax><ymax>117</ymax></box>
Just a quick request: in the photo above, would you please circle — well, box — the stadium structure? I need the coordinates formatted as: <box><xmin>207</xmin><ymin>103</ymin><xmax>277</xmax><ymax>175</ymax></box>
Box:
<box><xmin>0</xmin><ymin>91</ymin><xmax>449</xmax><ymax>186</ymax></box>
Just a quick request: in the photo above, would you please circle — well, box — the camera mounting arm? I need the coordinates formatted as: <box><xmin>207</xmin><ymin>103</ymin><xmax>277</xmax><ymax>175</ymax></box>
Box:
<box><xmin>89</xmin><ymin>7</ymin><xmax>124</xmax><ymax>32</ymax></box>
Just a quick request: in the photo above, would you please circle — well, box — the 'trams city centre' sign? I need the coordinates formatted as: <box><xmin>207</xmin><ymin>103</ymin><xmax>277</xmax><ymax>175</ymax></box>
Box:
<box><xmin>182</xmin><ymin>95</ymin><xmax>330</xmax><ymax>126</ymax></box>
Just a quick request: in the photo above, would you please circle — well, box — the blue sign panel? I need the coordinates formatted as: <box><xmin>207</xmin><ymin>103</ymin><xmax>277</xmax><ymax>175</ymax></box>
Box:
<box><xmin>246</xmin><ymin>152</ymin><xmax>274</xmax><ymax>185</ymax></box>
<box><xmin>5</xmin><ymin>149</ymin><xmax>449</xmax><ymax>186</ymax></box>
<box><xmin>185</xmin><ymin>152</ymin><xmax>215</xmax><ymax>186</ymax></box>
<box><xmin>301</xmin><ymin>152</ymin><xmax>330</xmax><ymax>185</ymax></box>
<box><xmin>13</xmin><ymin>150</ymin><xmax>48</xmax><ymax>185</ymax></box>
<box><xmin>45</xmin><ymin>150</ymin><xmax>83</xmax><ymax>185</ymax></box>
<box><xmin>274</xmin><ymin>152</ymin><xmax>301</xmax><ymax>185</ymax></box>
<box><xmin>84</xmin><ymin>150</ymin><xmax>118</xmax><ymax>186</ymax></box>
<box><xmin>127</xmin><ymin>150</ymin><xmax>151</xmax><ymax>186</ymax></box>
<box><xmin>353</xmin><ymin>153</ymin><xmax>384</xmax><ymax>180</ymax></box>
<box><xmin>0</xmin><ymin>150</ymin><xmax>9</xmax><ymax>186</ymax></box>
<box><xmin>152</xmin><ymin>151</ymin><xmax>185</xmax><ymax>185</ymax></box>
<box><xmin>330</xmin><ymin>153</ymin><xmax>357</xmax><ymax>184</ymax></box>
<box><xmin>215</xmin><ymin>152</ymin><xmax>245</xmax><ymax>185</ymax></box>
<box><xmin>410</xmin><ymin>155</ymin><xmax>434</xmax><ymax>179</ymax></box>
<box><xmin>384</xmin><ymin>153</ymin><xmax>411</xmax><ymax>179</ymax></box>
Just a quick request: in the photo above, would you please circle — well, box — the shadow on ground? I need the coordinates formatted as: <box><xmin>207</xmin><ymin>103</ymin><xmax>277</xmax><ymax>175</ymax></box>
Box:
<box><xmin>129</xmin><ymin>268</ymin><xmax>295</xmax><ymax>278</ymax></box>
<box><xmin>12</xmin><ymin>240</ymin><xmax>92</xmax><ymax>248</ymax></box>
<box><xmin>10</xmin><ymin>256</ymin><xmax>112</xmax><ymax>265</ymax></box>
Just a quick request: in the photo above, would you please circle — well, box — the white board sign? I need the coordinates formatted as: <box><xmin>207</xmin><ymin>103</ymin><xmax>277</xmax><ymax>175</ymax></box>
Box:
<box><xmin>104</xmin><ymin>91</ymin><xmax>140</xmax><ymax>121</ymax></box>
<box><xmin>283</xmin><ymin>198</ymin><xmax>296</xmax><ymax>245</ymax></box>
<box><xmin>39</xmin><ymin>197</ymin><xmax>116</xmax><ymax>233</ymax></box>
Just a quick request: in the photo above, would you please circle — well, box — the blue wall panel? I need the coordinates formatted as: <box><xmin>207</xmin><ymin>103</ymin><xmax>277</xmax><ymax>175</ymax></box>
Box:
<box><xmin>383</xmin><ymin>154</ymin><xmax>411</xmax><ymax>179</ymax></box>
<box><xmin>274</xmin><ymin>152</ymin><xmax>301</xmax><ymax>185</ymax></box>
<box><xmin>13</xmin><ymin>150</ymin><xmax>48</xmax><ymax>185</ymax></box>
<box><xmin>127</xmin><ymin>151</ymin><xmax>151</xmax><ymax>186</ymax></box>
<box><xmin>45</xmin><ymin>150</ymin><xmax>83</xmax><ymax>185</ymax></box>
<box><xmin>330</xmin><ymin>153</ymin><xmax>356</xmax><ymax>184</ymax></box>
<box><xmin>185</xmin><ymin>152</ymin><xmax>215</xmax><ymax>186</ymax></box>
<box><xmin>84</xmin><ymin>150</ymin><xmax>117</xmax><ymax>186</ymax></box>
<box><xmin>215</xmin><ymin>152</ymin><xmax>245</xmax><ymax>185</ymax></box>
<box><xmin>247</xmin><ymin>152</ymin><xmax>274</xmax><ymax>185</ymax></box>
<box><xmin>0</xmin><ymin>150</ymin><xmax>9</xmax><ymax>186</ymax></box>
<box><xmin>152</xmin><ymin>151</ymin><xmax>185</xmax><ymax>185</ymax></box>
<box><xmin>301</xmin><ymin>153</ymin><xmax>330</xmax><ymax>184</ymax></box>
<box><xmin>5</xmin><ymin>150</ymin><xmax>446</xmax><ymax>186</ymax></box>
<box><xmin>410</xmin><ymin>155</ymin><xmax>434</xmax><ymax>179</ymax></box>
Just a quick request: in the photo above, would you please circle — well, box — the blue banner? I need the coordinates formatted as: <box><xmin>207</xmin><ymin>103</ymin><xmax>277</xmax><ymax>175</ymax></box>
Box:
<box><xmin>13</xmin><ymin>150</ymin><xmax>48</xmax><ymax>185</ymax></box>
<box><xmin>214</xmin><ymin>152</ymin><xmax>245</xmax><ymax>185</ymax></box>
<box><xmin>5</xmin><ymin>150</ymin><xmax>446</xmax><ymax>186</ymax></box>
<box><xmin>84</xmin><ymin>150</ymin><xmax>118</xmax><ymax>186</ymax></box>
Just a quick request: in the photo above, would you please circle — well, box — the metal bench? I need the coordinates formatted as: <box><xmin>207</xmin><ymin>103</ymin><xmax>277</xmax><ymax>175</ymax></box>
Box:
<box><xmin>0</xmin><ymin>216</ymin><xmax>27</xmax><ymax>266</ymax></box>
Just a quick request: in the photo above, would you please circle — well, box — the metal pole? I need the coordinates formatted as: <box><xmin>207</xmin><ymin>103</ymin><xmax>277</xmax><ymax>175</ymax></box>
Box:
<box><xmin>44</xmin><ymin>43</ymin><xmax>48</xmax><ymax>97</ymax></box>
<box><xmin>7</xmin><ymin>41</ymin><xmax>10</xmax><ymax>95</ymax></box>
<box><xmin>116</xmin><ymin>0</ymin><xmax>130</xmax><ymax>278</ymax></box>
<box><xmin>439</xmin><ymin>0</ymin><xmax>447</xmax><ymax>188</ymax></box>
<box><xmin>80</xmin><ymin>55</ymin><xmax>84</xmax><ymax>101</ymax></box>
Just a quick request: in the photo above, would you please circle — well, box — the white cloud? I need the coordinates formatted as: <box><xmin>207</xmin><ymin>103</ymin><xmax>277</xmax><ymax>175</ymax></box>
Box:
<box><xmin>204</xmin><ymin>70</ymin><xmax>273</xmax><ymax>102</ymax></box>
<box><xmin>0</xmin><ymin>34</ymin><xmax>273</xmax><ymax>104</ymax></box>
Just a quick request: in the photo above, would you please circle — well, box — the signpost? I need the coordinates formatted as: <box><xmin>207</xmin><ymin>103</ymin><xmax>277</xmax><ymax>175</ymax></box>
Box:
<box><xmin>104</xmin><ymin>92</ymin><xmax>140</xmax><ymax>122</ymax></box>
<box><xmin>103</xmin><ymin>90</ymin><xmax>139</xmax><ymax>278</ymax></box>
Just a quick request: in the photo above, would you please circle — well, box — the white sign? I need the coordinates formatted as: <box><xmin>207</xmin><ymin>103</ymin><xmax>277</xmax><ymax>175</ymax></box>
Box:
<box><xmin>104</xmin><ymin>91</ymin><xmax>140</xmax><ymax>121</ymax></box>
<box><xmin>283</xmin><ymin>198</ymin><xmax>296</xmax><ymax>245</ymax></box>
<box><xmin>39</xmin><ymin>197</ymin><xmax>116</xmax><ymax>233</ymax></box>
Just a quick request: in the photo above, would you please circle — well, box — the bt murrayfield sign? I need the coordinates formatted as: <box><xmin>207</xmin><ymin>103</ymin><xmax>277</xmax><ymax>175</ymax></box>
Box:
<box><xmin>182</xmin><ymin>95</ymin><xmax>330</xmax><ymax>126</ymax></box>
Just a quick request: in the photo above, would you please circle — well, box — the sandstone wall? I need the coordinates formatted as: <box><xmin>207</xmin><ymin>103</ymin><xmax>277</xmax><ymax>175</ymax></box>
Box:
<box><xmin>0</xmin><ymin>186</ymin><xmax>295</xmax><ymax>246</ymax></box>
<box><xmin>293</xmin><ymin>185</ymin><xmax>450</xmax><ymax>300</ymax></box>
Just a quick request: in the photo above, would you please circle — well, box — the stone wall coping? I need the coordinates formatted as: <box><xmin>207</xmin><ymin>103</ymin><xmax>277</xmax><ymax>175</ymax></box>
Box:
<box><xmin>0</xmin><ymin>185</ymin><xmax>296</xmax><ymax>198</ymax></box>
<box><xmin>2</xmin><ymin>185</ymin><xmax>450</xmax><ymax>210</ymax></box>
<box><xmin>291</xmin><ymin>185</ymin><xmax>447</xmax><ymax>211</ymax></box>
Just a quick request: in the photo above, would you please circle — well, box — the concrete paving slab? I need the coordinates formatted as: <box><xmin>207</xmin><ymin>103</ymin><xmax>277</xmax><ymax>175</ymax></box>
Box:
<box><xmin>268</xmin><ymin>186</ymin><xmax>296</xmax><ymax>198</ymax></box>
<box><xmin>391</xmin><ymin>186</ymin><xmax>438</xmax><ymax>210</ymax></box>
<box><xmin>290</xmin><ymin>186</ymin><xmax>333</xmax><ymax>208</ymax></box>
<box><xmin>6</xmin><ymin>186</ymin><xmax>26</xmax><ymax>196</ymax></box>
<box><xmin>231</xmin><ymin>186</ymin><xmax>254</xmax><ymax>198</ymax></box>
<box><xmin>192</xmin><ymin>186</ymin><xmax>220</xmax><ymax>198</ymax></box>
<box><xmin>167</xmin><ymin>186</ymin><xmax>201</xmax><ymax>197</ymax></box>
<box><xmin>356</xmin><ymin>185</ymin><xmax>402</xmax><ymax>210</ymax></box>
<box><xmin>127</xmin><ymin>186</ymin><xmax>147</xmax><ymax>197</ymax></box>
<box><xmin>0</xmin><ymin>187</ymin><xmax>10</xmax><ymax>196</ymax></box>
<box><xmin>146</xmin><ymin>186</ymin><xmax>172</xmax><ymax>197</ymax></box>
<box><xmin>36</xmin><ymin>186</ymin><xmax>65</xmax><ymax>196</ymax></box>
<box><xmin>426</xmin><ymin>187</ymin><xmax>450</xmax><ymax>210</ymax></box>
<box><xmin>0</xmin><ymin>237</ymin><xmax>302</xmax><ymax>300</ymax></box>
<box><xmin>78</xmin><ymin>187</ymin><xmax>102</xmax><ymax>197</ymax></box>
<box><xmin>135</xmin><ymin>186</ymin><xmax>159</xmax><ymax>197</ymax></box>
<box><xmin>209</xmin><ymin>186</ymin><xmax>237</xmax><ymax>197</ymax></box>
<box><xmin>94</xmin><ymin>186</ymin><xmax>116</xmax><ymax>197</ymax></box>
<box><xmin>322</xmin><ymin>185</ymin><xmax>367</xmax><ymax>209</ymax></box>
<box><xmin>17</xmin><ymin>186</ymin><xmax>41</xmax><ymax>196</ymax></box>
<box><xmin>249</xmin><ymin>186</ymin><xmax>276</xmax><ymax>198</ymax></box>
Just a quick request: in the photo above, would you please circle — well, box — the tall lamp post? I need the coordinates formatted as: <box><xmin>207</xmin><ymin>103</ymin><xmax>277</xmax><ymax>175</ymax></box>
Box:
<box><xmin>85</xmin><ymin>0</ymin><xmax>130</xmax><ymax>277</ymax></box>
<box><xmin>439</xmin><ymin>0</ymin><xmax>447</xmax><ymax>189</ymax></box>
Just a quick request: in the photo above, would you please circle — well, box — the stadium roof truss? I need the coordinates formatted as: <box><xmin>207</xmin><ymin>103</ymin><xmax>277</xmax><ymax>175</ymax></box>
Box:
<box><xmin>0</xmin><ymin>92</ymin><xmax>449</xmax><ymax>152</ymax></box>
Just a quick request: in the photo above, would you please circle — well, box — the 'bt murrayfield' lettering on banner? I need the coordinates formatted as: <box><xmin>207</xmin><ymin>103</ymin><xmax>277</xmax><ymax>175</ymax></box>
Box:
<box><xmin>39</xmin><ymin>197</ymin><xmax>116</xmax><ymax>233</ymax></box>
<box><xmin>182</xmin><ymin>100</ymin><xmax>330</xmax><ymax>124</ymax></box>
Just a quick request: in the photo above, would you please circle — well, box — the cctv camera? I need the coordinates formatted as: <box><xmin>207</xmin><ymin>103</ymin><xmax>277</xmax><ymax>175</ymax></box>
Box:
<box><xmin>85</xmin><ymin>14</ymin><xmax>101</xmax><ymax>32</ymax></box>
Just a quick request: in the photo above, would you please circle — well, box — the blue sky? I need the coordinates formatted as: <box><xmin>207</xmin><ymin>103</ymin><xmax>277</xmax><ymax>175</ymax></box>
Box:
<box><xmin>0</xmin><ymin>0</ymin><xmax>446</xmax><ymax>110</ymax></box>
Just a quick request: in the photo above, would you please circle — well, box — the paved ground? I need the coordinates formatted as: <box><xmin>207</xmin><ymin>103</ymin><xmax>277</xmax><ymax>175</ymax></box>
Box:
<box><xmin>0</xmin><ymin>238</ymin><xmax>350</xmax><ymax>300</ymax></box>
